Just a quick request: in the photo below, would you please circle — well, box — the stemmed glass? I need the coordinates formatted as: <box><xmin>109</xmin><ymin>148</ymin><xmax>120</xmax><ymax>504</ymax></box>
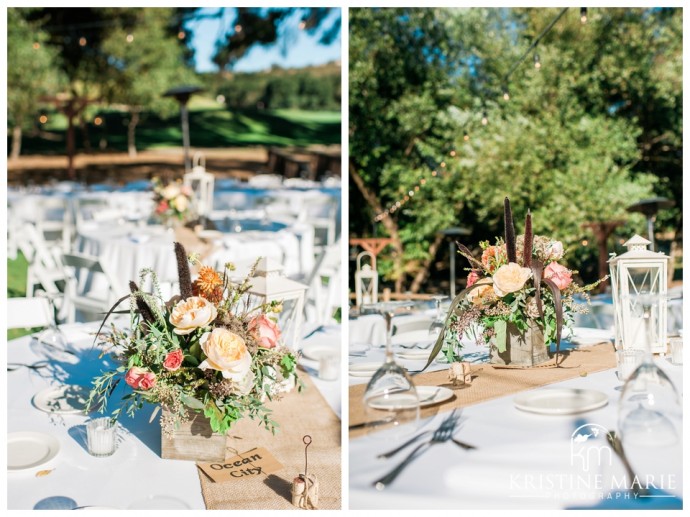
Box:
<box><xmin>428</xmin><ymin>295</ymin><xmax>448</xmax><ymax>338</ymax></box>
<box><xmin>618</xmin><ymin>292</ymin><xmax>681</xmax><ymax>448</ymax></box>
<box><xmin>34</xmin><ymin>292</ymin><xmax>69</xmax><ymax>352</ymax></box>
<box><xmin>361</xmin><ymin>301</ymin><xmax>420</xmax><ymax>439</ymax></box>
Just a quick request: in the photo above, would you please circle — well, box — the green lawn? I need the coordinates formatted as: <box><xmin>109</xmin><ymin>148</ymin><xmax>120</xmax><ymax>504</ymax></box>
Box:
<box><xmin>15</xmin><ymin>104</ymin><xmax>341</xmax><ymax>156</ymax></box>
<box><xmin>7</xmin><ymin>253</ymin><xmax>42</xmax><ymax>340</ymax></box>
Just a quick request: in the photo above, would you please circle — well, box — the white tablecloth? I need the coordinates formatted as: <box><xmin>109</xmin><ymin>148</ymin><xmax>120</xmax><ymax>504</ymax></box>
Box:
<box><xmin>7</xmin><ymin>321</ymin><xmax>341</xmax><ymax>510</ymax></box>
<box><xmin>348</xmin><ymin>330</ymin><xmax>684</xmax><ymax>509</ymax></box>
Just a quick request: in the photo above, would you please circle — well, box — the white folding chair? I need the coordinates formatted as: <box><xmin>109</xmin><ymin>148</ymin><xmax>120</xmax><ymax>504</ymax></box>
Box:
<box><xmin>61</xmin><ymin>252</ymin><xmax>122</xmax><ymax>323</ymax></box>
<box><xmin>184</xmin><ymin>153</ymin><xmax>215</xmax><ymax>217</ymax></box>
<box><xmin>6</xmin><ymin>297</ymin><xmax>53</xmax><ymax>330</ymax></box>
<box><xmin>35</xmin><ymin>197</ymin><xmax>73</xmax><ymax>252</ymax></box>
<box><xmin>23</xmin><ymin>222</ymin><xmax>66</xmax><ymax>298</ymax></box>
<box><xmin>297</xmin><ymin>193</ymin><xmax>338</xmax><ymax>248</ymax></box>
<box><xmin>303</xmin><ymin>240</ymin><xmax>341</xmax><ymax>325</ymax></box>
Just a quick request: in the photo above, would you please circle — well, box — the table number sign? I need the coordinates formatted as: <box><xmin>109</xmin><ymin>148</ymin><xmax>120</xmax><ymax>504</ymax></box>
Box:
<box><xmin>196</xmin><ymin>447</ymin><xmax>283</xmax><ymax>483</ymax></box>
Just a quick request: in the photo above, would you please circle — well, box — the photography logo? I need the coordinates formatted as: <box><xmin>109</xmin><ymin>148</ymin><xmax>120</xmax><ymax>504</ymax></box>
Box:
<box><xmin>570</xmin><ymin>423</ymin><xmax>613</xmax><ymax>472</ymax></box>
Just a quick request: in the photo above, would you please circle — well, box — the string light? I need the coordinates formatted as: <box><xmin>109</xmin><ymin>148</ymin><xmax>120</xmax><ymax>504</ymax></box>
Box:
<box><xmin>502</xmin><ymin>86</ymin><xmax>510</xmax><ymax>101</ymax></box>
<box><xmin>32</xmin><ymin>42</ymin><xmax>41</xmax><ymax>50</ymax></box>
<box><xmin>234</xmin><ymin>24</ymin><xmax>242</xmax><ymax>33</ymax></box>
<box><xmin>580</xmin><ymin>8</ymin><xmax>588</xmax><ymax>24</ymax></box>
<box><xmin>533</xmin><ymin>53</ymin><xmax>541</xmax><ymax>69</ymax></box>
<box><xmin>94</xmin><ymin>116</ymin><xmax>103</xmax><ymax>126</ymax></box>
<box><xmin>463</xmin><ymin>132</ymin><xmax>470</xmax><ymax>141</ymax></box>
<box><xmin>582</xmin><ymin>239</ymin><xmax>589</xmax><ymax>246</ymax></box>
<box><xmin>126</xmin><ymin>33</ymin><xmax>134</xmax><ymax>43</ymax></box>
<box><xmin>298</xmin><ymin>21</ymin><xmax>307</xmax><ymax>30</ymax></box>
<box><xmin>449</xmin><ymin>150</ymin><xmax>456</xmax><ymax>157</ymax></box>
<box><xmin>481</xmin><ymin>112</ymin><xmax>488</xmax><ymax>125</ymax></box>
<box><xmin>79</xmin><ymin>37</ymin><xmax>87</xmax><ymax>46</ymax></box>
<box><xmin>39</xmin><ymin>115</ymin><xmax>48</xmax><ymax>124</ymax></box>
<box><xmin>178</xmin><ymin>31</ymin><xmax>186</xmax><ymax>39</ymax></box>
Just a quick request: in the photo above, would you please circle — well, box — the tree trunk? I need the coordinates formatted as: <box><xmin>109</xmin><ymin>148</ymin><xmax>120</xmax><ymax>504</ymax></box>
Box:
<box><xmin>349</xmin><ymin>162</ymin><xmax>406</xmax><ymax>292</ymax></box>
<box><xmin>79</xmin><ymin>115</ymin><xmax>92</xmax><ymax>153</ymax></box>
<box><xmin>10</xmin><ymin>125</ymin><xmax>22</xmax><ymax>160</ymax></box>
<box><xmin>409</xmin><ymin>233</ymin><xmax>445</xmax><ymax>294</ymax></box>
<box><xmin>127</xmin><ymin>110</ymin><xmax>140</xmax><ymax>157</ymax></box>
<box><xmin>66</xmin><ymin>110</ymin><xmax>76</xmax><ymax>180</ymax></box>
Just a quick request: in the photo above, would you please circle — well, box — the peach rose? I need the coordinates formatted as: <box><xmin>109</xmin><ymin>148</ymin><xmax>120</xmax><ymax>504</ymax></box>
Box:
<box><xmin>169</xmin><ymin>296</ymin><xmax>217</xmax><ymax>335</ymax></box>
<box><xmin>492</xmin><ymin>263</ymin><xmax>532</xmax><ymax>297</ymax></box>
<box><xmin>125</xmin><ymin>367</ymin><xmax>156</xmax><ymax>390</ymax></box>
<box><xmin>163</xmin><ymin>349</ymin><xmax>184</xmax><ymax>371</ymax></box>
<box><xmin>174</xmin><ymin>194</ymin><xmax>189</xmax><ymax>212</ymax></box>
<box><xmin>248</xmin><ymin>314</ymin><xmax>281</xmax><ymax>349</ymax></box>
<box><xmin>544</xmin><ymin>262</ymin><xmax>573</xmax><ymax>290</ymax></box>
<box><xmin>466</xmin><ymin>277</ymin><xmax>496</xmax><ymax>306</ymax></box>
<box><xmin>162</xmin><ymin>183</ymin><xmax>181</xmax><ymax>200</ymax></box>
<box><xmin>198</xmin><ymin>328</ymin><xmax>254</xmax><ymax>392</ymax></box>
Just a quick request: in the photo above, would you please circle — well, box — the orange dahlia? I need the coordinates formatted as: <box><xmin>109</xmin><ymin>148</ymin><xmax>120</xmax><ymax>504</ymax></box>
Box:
<box><xmin>193</xmin><ymin>266</ymin><xmax>224</xmax><ymax>304</ymax></box>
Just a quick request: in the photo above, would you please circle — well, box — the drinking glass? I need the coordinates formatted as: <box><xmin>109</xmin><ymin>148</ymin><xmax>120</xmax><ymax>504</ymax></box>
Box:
<box><xmin>86</xmin><ymin>417</ymin><xmax>118</xmax><ymax>457</ymax></box>
<box><xmin>428</xmin><ymin>295</ymin><xmax>448</xmax><ymax>338</ymax></box>
<box><xmin>618</xmin><ymin>293</ymin><xmax>681</xmax><ymax>448</ymax></box>
<box><xmin>361</xmin><ymin>301</ymin><xmax>420</xmax><ymax>439</ymax></box>
<box><xmin>34</xmin><ymin>292</ymin><xmax>68</xmax><ymax>351</ymax></box>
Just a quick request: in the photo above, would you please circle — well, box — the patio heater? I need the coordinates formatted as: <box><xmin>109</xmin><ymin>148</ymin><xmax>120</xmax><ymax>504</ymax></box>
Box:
<box><xmin>163</xmin><ymin>85</ymin><xmax>205</xmax><ymax>173</ymax></box>
<box><xmin>439</xmin><ymin>227</ymin><xmax>472</xmax><ymax>299</ymax></box>
<box><xmin>626</xmin><ymin>197</ymin><xmax>675</xmax><ymax>252</ymax></box>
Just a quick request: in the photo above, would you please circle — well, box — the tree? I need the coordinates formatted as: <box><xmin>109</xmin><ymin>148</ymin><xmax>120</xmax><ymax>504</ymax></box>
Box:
<box><xmin>100</xmin><ymin>8</ymin><xmax>197</xmax><ymax>156</ymax></box>
<box><xmin>7</xmin><ymin>9</ymin><xmax>65</xmax><ymax>159</ymax></box>
<box><xmin>350</xmin><ymin>8</ymin><xmax>677</xmax><ymax>294</ymax></box>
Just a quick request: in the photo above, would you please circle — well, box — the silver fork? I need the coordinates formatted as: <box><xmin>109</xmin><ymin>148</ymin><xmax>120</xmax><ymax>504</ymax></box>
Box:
<box><xmin>373</xmin><ymin>410</ymin><xmax>460</xmax><ymax>490</ymax></box>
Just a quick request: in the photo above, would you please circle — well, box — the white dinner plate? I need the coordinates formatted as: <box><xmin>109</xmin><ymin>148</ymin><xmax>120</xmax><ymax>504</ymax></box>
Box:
<box><xmin>32</xmin><ymin>385</ymin><xmax>91</xmax><ymax>415</ymax></box>
<box><xmin>301</xmin><ymin>343</ymin><xmax>338</xmax><ymax>361</ymax></box>
<box><xmin>367</xmin><ymin>386</ymin><xmax>453</xmax><ymax>410</ymax></box>
<box><xmin>8</xmin><ymin>432</ymin><xmax>60</xmax><ymax>471</ymax></box>
<box><xmin>348</xmin><ymin>362</ymin><xmax>382</xmax><ymax>377</ymax></box>
<box><xmin>349</xmin><ymin>343</ymin><xmax>370</xmax><ymax>356</ymax></box>
<box><xmin>513</xmin><ymin>388</ymin><xmax>608</xmax><ymax>415</ymax></box>
<box><xmin>395</xmin><ymin>349</ymin><xmax>433</xmax><ymax>361</ymax></box>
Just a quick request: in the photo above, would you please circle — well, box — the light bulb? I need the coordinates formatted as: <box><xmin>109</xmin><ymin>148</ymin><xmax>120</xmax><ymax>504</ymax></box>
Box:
<box><xmin>580</xmin><ymin>8</ymin><xmax>588</xmax><ymax>24</ymax></box>
<box><xmin>534</xmin><ymin>53</ymin><xmax>541</xmax><ymax>69</ymax></box>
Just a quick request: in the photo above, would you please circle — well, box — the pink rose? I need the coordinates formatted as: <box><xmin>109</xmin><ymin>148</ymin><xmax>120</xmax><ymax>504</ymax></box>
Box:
<box><xmin>163</xmin><ymin>349</ymin><xmax>184</xmax><ymax>371</ymax></box>
<box><xmin>155</xmin><ymin>200</ymin><xmax>169</xmax><ymax>214</ymax></box>
<box><xmin>544</xmin><ymin>262</ymin><xmax>573</xmax><ymax>290</ymax></box>
<box><xmin>248</xmin><ymin>314</ymin><xmax>281</xmax><ymax>349</ymax></box>
<box><xmin>467</xmin><ymin>270</ymin><xmax>480</xmax><ymax>288</ymax></box>
<box><xmin>125</xmin><ymin>367</ymin><xmax>157</xmax><ymax>390</ymax></box>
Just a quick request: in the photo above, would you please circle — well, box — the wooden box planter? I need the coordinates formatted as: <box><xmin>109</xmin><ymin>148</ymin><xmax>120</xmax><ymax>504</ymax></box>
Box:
<box><xmin>161</xmin><ymin>410</ymin><xmax>228</xmax><ymax>462</ymax></box>
<box><xmin>489</xmin><ymin>319</ymin><xmax>550</xmax><ymax>367</ymax></box>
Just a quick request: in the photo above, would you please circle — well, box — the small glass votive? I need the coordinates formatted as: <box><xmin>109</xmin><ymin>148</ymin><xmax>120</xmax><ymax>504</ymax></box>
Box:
<box><xmin>669</xmin><ymin>337</ymin><xmax>683</xmax><ymax>365</ymax></box>
<box><xmin>86</xmin><ymin>417</ymin><xmax>118</xmax><ymax>457</ymax></box>
<box><xmin>318</xmin><ymin>352</ymin><xmax>340</xmax><ymax>381</ymax></box>
<box><xmin>616</xmin><ymin>349</ymin><xmax>643</xmax><ymax>382</ymax></box>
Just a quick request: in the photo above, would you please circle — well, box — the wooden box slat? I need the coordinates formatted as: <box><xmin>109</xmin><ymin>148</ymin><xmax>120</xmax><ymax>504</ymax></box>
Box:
<box><xmin>161</xmin><ymin>411</ymin><xmax>228</xmax><ymax>462</ymax></box>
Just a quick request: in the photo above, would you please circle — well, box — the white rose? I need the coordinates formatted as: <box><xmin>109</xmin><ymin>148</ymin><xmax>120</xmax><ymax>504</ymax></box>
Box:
<box><xmin>169</xmin><ymin>296</ymin><xmax>217</xmax><ymax>335</ymax></box>
<box><xmin>492</xmin><ymin>263</ymin><xmax>532</xmax><ymax>297</ymax></box>
<box><xmin>548</xmin><ymin>241</ymin><xmax>564</xmax><ymax>261</ymax></box>
<box><xmin>174</xmin><ymin>194</ymin><xmax>189</xmax><ymax>212</ymax></box>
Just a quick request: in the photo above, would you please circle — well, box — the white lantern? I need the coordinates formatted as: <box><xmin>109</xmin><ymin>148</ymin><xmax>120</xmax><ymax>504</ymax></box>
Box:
<box><xmin>608</xmin><ymin>235</ymin><xmax>669</xmax><ymax>355</ymax></box>
<box><xmin>183</xmin><ymin>153</ymin><xmax>215</xmax><ymax>217</ymax></box>
<box><xmin>355</xmin><ymin>251</ymin><xmax>378</xmax><ymax>308</ymax></box>
<box><xmin>247</xmin><ymin>258</ymin><xmax>308</xmax><ymax>349</ymax></box>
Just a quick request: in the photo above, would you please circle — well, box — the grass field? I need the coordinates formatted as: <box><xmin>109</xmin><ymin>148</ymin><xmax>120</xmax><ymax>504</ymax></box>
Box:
<box><xmin>15</xmin><ymin>104</ymin><xmax>341</xmax><ymax>156</ymax></box>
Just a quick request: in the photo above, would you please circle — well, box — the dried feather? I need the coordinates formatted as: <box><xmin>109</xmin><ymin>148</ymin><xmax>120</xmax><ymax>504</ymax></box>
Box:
<box><xmin>523</xmin><ymin>210</ymin><xmax>533</xmax><ymax>268</ymax></box>
<box><xmin>455</xmin><ymin>242</ymin><xmax>484</xmax><ymax>270</ymax></box>
<box><xmin>129</xmin><ymin>281</ymin><xmax>155</xmax><ymax>326</ymax></box>
<box><xmin>504</xmin><ymin>197</ymin><xmax>517</xmax><ymax>263</ymax></box>
<box><xmin>174</xmin><ymin>242</ymin><xmax>193</xmax><ymax>300</ymax></box>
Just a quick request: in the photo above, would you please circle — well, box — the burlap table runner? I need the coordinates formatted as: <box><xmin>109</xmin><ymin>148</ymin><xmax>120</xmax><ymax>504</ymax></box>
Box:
<box><xmin>350</xmin><ymin>342</ymin><xmax>616</xmax><ymax>438</ymax></box>
<box><xmin>198</xmin><ymin>373</ymin><xmax>341</xmax><ymax>509</ymax></box>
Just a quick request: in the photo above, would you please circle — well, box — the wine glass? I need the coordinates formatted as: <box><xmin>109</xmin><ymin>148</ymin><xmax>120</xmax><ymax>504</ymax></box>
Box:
<box><xmin>618</xmin><ymin>292</ymin><xmax>681</xmax><ymax>448</ymax></box>
<box><xmin>428</xmin><ymin>295</ymin><xmax>448</xmax><ymax>338</ymax></box>
<box><xmin>361</xmin><ymin>301</ymin><xmax>420</xmax><ymax>439</ymax></box>
<box><xmin>34</xmin><ymin>292</ymin><xmax>68</xmax><ymax>351</ymax></box>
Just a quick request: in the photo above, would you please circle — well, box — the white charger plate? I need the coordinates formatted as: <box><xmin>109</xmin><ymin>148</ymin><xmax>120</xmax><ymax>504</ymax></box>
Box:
<box><xmin>8</xmin><ymin>432</ymin><xmax>60</xmax><ymax>471</ymax></box>
<box><xmin>301</xmin><ymin>343</ymin><xmax>338</xmax><ymax>361</ymax></box>
<box><xmin>513</xmin><ymin>388</ymin><xmax>608</xmax><ymax>415</ymax></box>
<box><xmin>348</xmin><ymin>362</ymin><xmax>382</xmax><ymax>377</ymax></box>
<box><xmin>349</xmin><ymin>343</ymin><xmax>370</xmax><ymax>356</ymax></box>
<box><xmin>367</xmin><ymin>386</ymin><xmax>453</xmax><ymax>410</ymax></box>
<box><xmin>395</xmin><ymin>349</ymin><xmax>433</xmax><ymax>361</ymax></box>
<box><xmin>32</xmin><ymin>385</ymin><xmax>91</xmax><ymax>415</ymax></box>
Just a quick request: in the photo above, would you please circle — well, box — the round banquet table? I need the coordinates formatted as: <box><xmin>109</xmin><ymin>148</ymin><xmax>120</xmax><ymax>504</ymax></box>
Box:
<box><xmin>7</xmin><ymin>321</ymin><xmax>341</xmax><ymax>510</ymax></box>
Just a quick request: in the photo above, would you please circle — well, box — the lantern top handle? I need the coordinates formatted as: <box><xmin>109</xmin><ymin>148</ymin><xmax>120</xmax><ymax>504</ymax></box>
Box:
<box><xmin>609</xmin><ymin>234</ymin><xmax>670</xmax><ymax>264</ymax></box>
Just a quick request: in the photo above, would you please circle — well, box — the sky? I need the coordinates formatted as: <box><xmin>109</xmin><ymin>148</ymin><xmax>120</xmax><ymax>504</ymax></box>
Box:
<box><xmin>184</xmin><ymin>8</ymin><xmax>341</xmax><ymax>73</ymax></box>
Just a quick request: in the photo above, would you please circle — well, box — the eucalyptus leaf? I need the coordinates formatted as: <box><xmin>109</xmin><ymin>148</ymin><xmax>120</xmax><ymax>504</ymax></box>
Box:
<box><xmin>494</xmin><ymin>320</ymin><xmax>507</xmax><ymax>353</ymax></box>
<box><xmin>181</xmin><ymin>394</ymin><xmax>205</xmax><ymax>410</ymax></box>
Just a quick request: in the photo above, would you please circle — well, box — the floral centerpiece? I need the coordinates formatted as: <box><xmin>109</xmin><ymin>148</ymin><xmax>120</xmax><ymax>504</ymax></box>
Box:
<box><xmin>426</xmin><ymin>197</ymin><xmax>604</xmax><ymax>368</ymax></box>
<box><xmin>88</xmin><ymin>243</ymin><xmax>300</xmax><ymax>437</ymax></box>
<box><xmin>151</xmin><ymin>177</ymin><xmax>194</xmax><ymax>225</ymax></box>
